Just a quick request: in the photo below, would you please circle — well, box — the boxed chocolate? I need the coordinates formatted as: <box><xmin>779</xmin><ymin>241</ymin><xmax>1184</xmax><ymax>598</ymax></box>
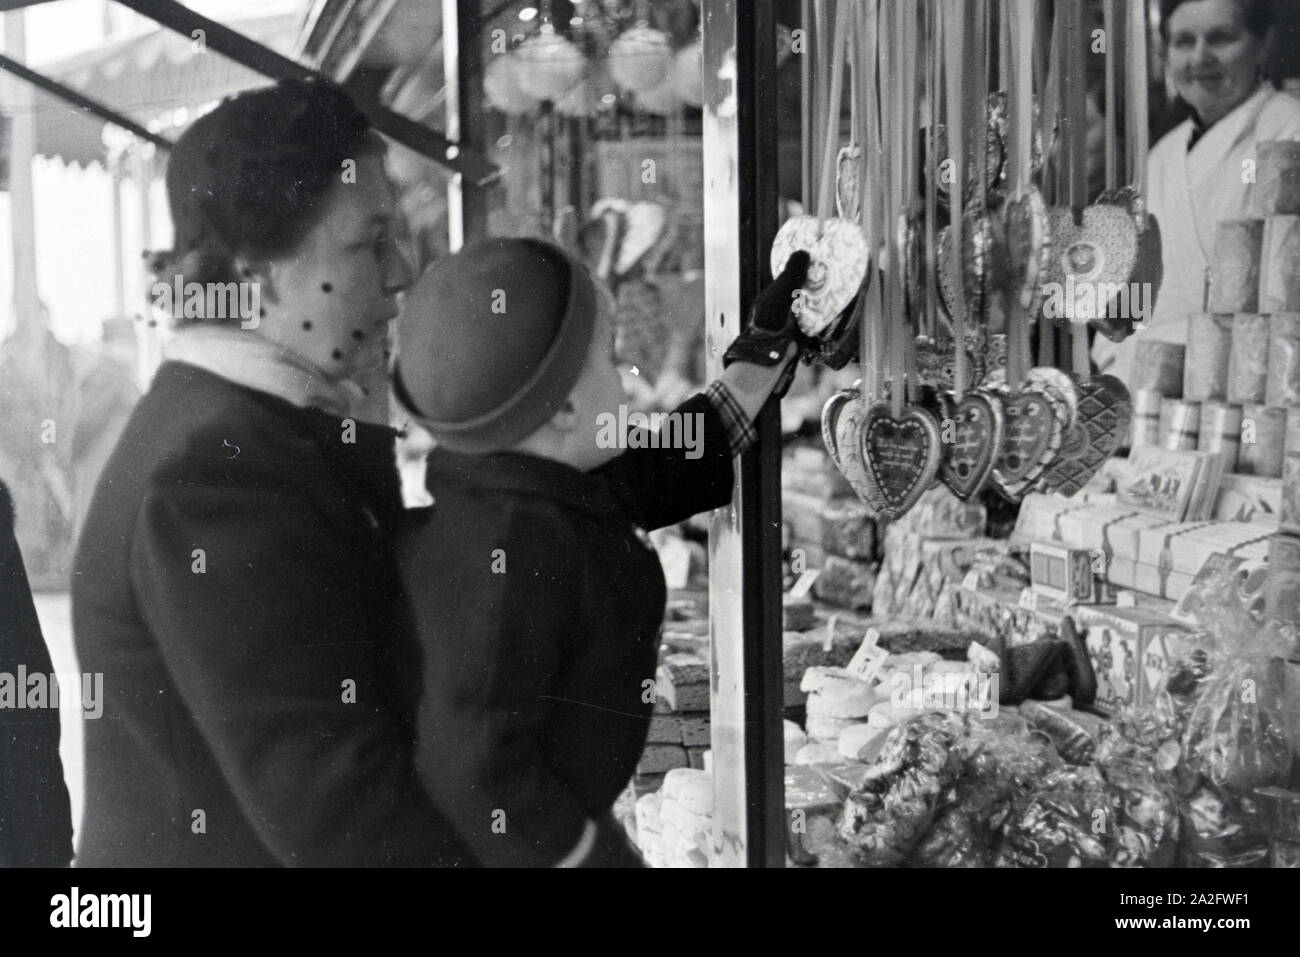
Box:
<box><xmin>1074</xmin><ymin>605</ymin><xmax>1192</xmax><ymax>714</ymax></box>
<box><xmin>1029</xmin><ymin>541</ymin><xmax>1100</xmax><ymax>605</ymax></box>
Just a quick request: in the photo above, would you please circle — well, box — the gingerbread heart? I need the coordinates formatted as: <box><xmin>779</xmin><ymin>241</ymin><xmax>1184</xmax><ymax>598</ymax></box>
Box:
<box><xmin>940</xmin><ymin>389</ymin><xmax>1006</xmax><ymax>502</ymax></box>
<box><xmin>1097</xmin><ymin>186</ymin><xmax>1162</xmax><ymax>338</ymax></box>
<box><xmin>1037</xmin><ymin>375</ymin><xmax>1133</xmax><ymax>497</ymax></box>
<box><xmin>771</xmin><ymin>216</ymin><xmax>871</xmax><ymax>339</ymax></box>
<box><xmin>858</xmin><ymin>403</ymin><xmax>943</xmax><ymax>520</ymax></box>
<box><xmin>938</xmin><ymin>206</ymin><xmax>1011</xmax><ymax>326</ymax></box>
<box><xmin>991</xmin><ymin>379</ymin><xmax>1068</xmax><ymax>502</ymax></box>
<box><xmin>1005</xmin><ymin>187</ymin><xmax>1051</xmax><ymax>322</ymax></box>
<box><xmin>1041</xmin><ymin>205</ymin><xmax>1138</xmax><ymax>325</ymax></box>
<box><xmin>821</xmin><ymin>388</ymin><xmax>855</xmax><ymax>473</ymax></box>
<box><xmin>913</xmin><ymin>335</ymin><xmax>983</xmax><ymax>393</ymax></box>
<box><xmin>821</xmin><ymin>389</ymin><xmax>873</xmax><ymax>502</ymax></box>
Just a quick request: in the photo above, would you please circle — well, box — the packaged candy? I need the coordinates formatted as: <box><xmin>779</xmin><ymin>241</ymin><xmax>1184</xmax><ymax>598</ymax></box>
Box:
<box><xmin>995</xmin><ymin>767</ymin><xmax>1117</xmax><ymax>868</ymax></box>
<box><xmin>836</xmin><ymin>712</ymin><xmax>966</xmax><ymax>867</ymax></box>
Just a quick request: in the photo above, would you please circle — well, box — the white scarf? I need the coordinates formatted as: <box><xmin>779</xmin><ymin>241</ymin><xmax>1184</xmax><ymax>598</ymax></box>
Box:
<box><xmin>163</xmin><ymin>326</ymin><xmax>365</xmax><ymax>418</ymax></box>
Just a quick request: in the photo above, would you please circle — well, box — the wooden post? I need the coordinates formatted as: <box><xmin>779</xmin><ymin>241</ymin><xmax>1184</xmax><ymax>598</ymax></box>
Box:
<box><xmin>4</xmin><ymin>8</ymin><xmax>38</xmax><ymax>340</ymax></box>
<box><xmin>701</xmin><ymin>0</ymin><xmax>785</xmax><ymax>868</ymax></box>
<box><xmin>443</xmin><ymin>0</ymin><xmax>489</xmax><ymax>250</ymax></box>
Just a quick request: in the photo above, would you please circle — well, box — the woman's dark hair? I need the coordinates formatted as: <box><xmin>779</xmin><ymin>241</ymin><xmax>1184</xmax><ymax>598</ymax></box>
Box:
<box><xmin>149</xmin><ymin>78</ymin><xmax>383</xmax><ymax>322</ymax></box>
<box><xmin>1159</xmin><ymin>0</ymin><xmax>1276</xmax><ymax>41</ymax></box>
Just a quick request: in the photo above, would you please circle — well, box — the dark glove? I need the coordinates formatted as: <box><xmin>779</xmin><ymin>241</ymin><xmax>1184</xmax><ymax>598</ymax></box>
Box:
<box><xmin>722</xmin><ymin>251</ymin><xmax>810</xmax><ymax>398</ymax></box>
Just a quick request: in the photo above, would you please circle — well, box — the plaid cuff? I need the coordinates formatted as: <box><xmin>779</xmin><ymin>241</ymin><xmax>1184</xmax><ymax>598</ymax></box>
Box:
<box><xmin>705</xmin><ymin>380</ymin><xmax>756</xmax><ymax>457</ymax></box>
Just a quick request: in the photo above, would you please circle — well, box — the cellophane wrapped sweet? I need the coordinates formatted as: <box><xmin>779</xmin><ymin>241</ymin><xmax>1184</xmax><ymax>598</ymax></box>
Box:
<box><xmin>836</xmin><ymin>711</ymin><xmax>967</xmax><ymax>866</ymax></box>
<box><xmin>1176</xmin><ymin>563</ymin><xmax>1295</xmax><ymax>866</ymax></box>
<box><xmin>1093</xmin><ymin>700</ymin><xmax>1184</xmax><ymax>867</ymax></box>
<box><xmin>994</xmin><ymin>765</ymin><xmax>1118</xmax><ymax>868</ymax></box>
<box><xmin>912</xmin><ymin>713</ymin><xmax>1061</xmax><ymax>867</ymax></box>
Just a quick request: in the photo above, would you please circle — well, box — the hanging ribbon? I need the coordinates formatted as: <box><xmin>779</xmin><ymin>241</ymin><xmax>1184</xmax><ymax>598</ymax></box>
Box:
<box><xmin>1128</xmin><ymin>0</ymin><xmax>1150</xmax><ymax>210</ymax></box>
<box><xmin>1103</xmin><ymin>0</ymin><xmax>1119</xmax><ymax>193</ymax></box>
<box><xmin>942</xmin><ymin>0</ymin><xmax>967</xmax><ymax>402</ymax></box>
<box><xmin>815</xmin><ymin>0</ymin><xmax>851</xmax><ymax>225</ymax></box>
<box><xmin>1011</xmin><ymin>0</ymin><xmax>1038</xmax><ymax>388</ymax></box>
<box><xmin>861</xmin><ymin>0</ymin><xmax>883</xmax><ymax>405</ymax></box>
<box><xmin>924</xmin><ymin>0</ymin><xmax>941</xmax><ymax>343</ymax></box>
<box><xmin>1067</xmin><ymin>0</ymin><xmax>1092</xmax><ymax>376</ymax></box>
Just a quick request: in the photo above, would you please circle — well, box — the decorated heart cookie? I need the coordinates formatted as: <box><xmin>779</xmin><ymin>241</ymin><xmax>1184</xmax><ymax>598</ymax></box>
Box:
<box><xmin>1096</xmin><ymin>187</ymin><xmax>1162</xmax><ymax>339</ymax></box>
<box><xmin>771</xmin><ymin>215</ymin><xmax>871</xmax><ymax>339</ymax></box>
<box><xmin>1037</xmin><ymin>375</ymin><xmax>1133</xmax><ymax>497</ymax></box>
<box><xmin>940</xmin><ymin>389</ymin><xmax>1006</xmax><ymax>501</ymax></box>
<box><xmin>914</xmin><ymin>335</ymin><xmax>984</xmax><ymax>393</ymax></box>
<box><xmin>991</xmin><ymin>375</ymin><xmax>1070</xmax><ymax>502</ymax></box>
<box><xmin>1042</xmin><ymin>205</ymin><xmax>1138</xmax><ymax>325</ymax></box>
<box><xmin>938</xmin><ymin>211</ymin><xmax>1003</xmax><ymax>325</ymax></box>
<box><xmin>821</xmin><ymin>388</ymin><xmax>873</xmax><ymax>502</ymax></box>
<box><xmin>858</xmin><ymin>403</ymin><xmax>944</xmax><ymax>520</ymax></box>
<box><xmin>1005</xmin><ymin>187</ymin><xmax>1052</xmax><ymax>322</ymax></box>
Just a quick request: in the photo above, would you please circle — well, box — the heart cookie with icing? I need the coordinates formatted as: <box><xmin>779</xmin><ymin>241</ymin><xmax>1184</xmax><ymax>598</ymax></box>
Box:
<box><xmin>940</xmin><ymin>389</ymin><xmax>1006</xmax><ymax>501</ymax></box>
<box><xmin>771</xmin><ymin>216</ymin><xmax>871</xmax><ymax>339</ymax></box>
<box><xmin>858</xmin><ymin>403</ymin><xmax>944</xmax><ymax>519</ymax></box>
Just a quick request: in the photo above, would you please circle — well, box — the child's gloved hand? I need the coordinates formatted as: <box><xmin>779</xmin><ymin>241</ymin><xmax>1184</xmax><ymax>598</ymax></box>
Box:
<box><xmin>722</xmin><ymin>251</ymin><xmax>810</xmax><ymax>399</ymax></box>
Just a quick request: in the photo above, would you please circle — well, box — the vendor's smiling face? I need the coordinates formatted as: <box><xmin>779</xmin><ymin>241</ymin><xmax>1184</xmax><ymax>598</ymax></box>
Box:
<box><xmin>1166</xmin><ymin>1</ymin><xmax>1271</xmax><ymax>126</ymax></box>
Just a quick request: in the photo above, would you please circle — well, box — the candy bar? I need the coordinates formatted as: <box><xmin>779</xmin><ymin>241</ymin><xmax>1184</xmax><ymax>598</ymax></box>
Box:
<box><xmin>1212</xmin><ymin>220</ymin><xmax>1265</xmax><ymax>312</ymax></box>
<box><xmin>1266</xmin><ymin>313</ymin><xmax>1300</xmax><ymax>407</ymax></box>
<box><xmin>1256</xmin><ymin>141</ymin><xmax>1300</xmax><ymax>215</ymax></box>
<box><xmin>679</xmin><ymin>715</ymin><xmax>710</xmax><ymax>747</ymax></box>
<box><xmin>655</xmin><ymin>666</ymin><xmax>709</xmax><ymax>712</ymax></box>
<box><xmin>1239</xmin><ymin>404</ymin><xmax>1287</xmax><ymax>478</ymax></box>
<box><xmin>1198</xmin><ymin>399</ymin><xmax>1243</xmax><ymax>472</ymax></box>
<box><xmin>1184</xmin><ymin>313</ymin><xmax>1235</xmax><ymax>401</ymax></box>
<box><xmin>1284</xmin><ymin>409</ymin><xmax>1300</xmax><ymax>534</ymax></box>
<box><xmin>1228</xmin><ymin>313</ymin><xmax>1271</xmax><ymax>404</ymax></box>
<box><xmin>1158</xmin><ymin>399</ymin><xmax>1200</xmax><ymax>451</ymax></box>
<box><xmin>1130</xmin><ymin>342</ymin><xmax>1185</xmax><ymax>398</ymax></box>
<box><xmin>1260</xmin><ymin>215</ymin><xmax>1300</xmax><ymax>313</ymax></box>
<box><xmin>637</xmin><ymin>744</ymin><xmax>689</xmax><ymax>775</ymax></box>
<box><xmin>646</xmin><ymin>715</ymin><xmax>683</xmax><ymax>744</ymax></box>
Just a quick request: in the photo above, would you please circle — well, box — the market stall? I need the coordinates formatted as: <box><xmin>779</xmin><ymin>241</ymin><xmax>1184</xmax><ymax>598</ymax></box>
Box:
<box><xmin>612</xmin><ymin>0</ymin><xmax>1300</xmax><ymax>868</ymax></box>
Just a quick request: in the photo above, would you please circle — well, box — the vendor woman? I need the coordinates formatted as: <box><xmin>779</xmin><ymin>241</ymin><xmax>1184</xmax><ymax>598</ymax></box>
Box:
<box><xmin>1094</xmin><ymin>0</ymin><xmax>1300</xmax><ymax>385</ymax></box>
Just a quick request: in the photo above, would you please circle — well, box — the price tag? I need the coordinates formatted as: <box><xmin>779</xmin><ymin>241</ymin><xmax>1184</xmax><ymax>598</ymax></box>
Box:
<box><xmin>962</xmin><ymin>569</ymin><xmax>982</xmax><ymax>591</ymax></box>
<box><xmin>846</xmin><ymin>628</ymin><xmax>888</xmax><ymax>684</ymax></box>
<box><xmin>822</xmin><ymin>614</ymin><xmax>838</xmax><ymax>653</ymax></box>
<box><xmin>789</xmin><ymin>569</ymin><xmax>821</xmax><ymax>600</ymax></box>
<box><xmin>1018</xmin><ymin>587</ymin><xmax>1039</xmax><ymax>611</ymax></box>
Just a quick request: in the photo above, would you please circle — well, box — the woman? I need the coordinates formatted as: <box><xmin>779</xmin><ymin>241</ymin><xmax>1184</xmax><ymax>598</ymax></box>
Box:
<box><xmin>1094</xmin><ymin>0</ymin><xmax>1300</xmax><ymax>386</ymax></box>
<box><xmin>71</xmin><ymin>79</ymin><xmax>473</xmax><ymax>866</ymax></box>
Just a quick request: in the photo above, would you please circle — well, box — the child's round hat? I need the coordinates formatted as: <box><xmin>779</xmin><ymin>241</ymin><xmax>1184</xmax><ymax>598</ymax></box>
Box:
<box><xmin>394</xmin><ymin>237</ymin><xmax>598</xmax><ymax>453</ymax></box>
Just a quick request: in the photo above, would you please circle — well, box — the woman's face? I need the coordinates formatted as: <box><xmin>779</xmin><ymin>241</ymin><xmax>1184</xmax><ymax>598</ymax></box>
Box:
<box><xmin>259</xmin><ymin>151</ymin><xmax>413</xmax><ymax>380</ymax></box>
<box><xmin>1166</xmin><ymin>1</ymin><xmax>1270</xmax><ymax>125</ymax></box>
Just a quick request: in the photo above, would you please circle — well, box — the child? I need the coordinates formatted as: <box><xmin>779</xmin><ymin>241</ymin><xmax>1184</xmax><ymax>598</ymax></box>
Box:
<box><xmin>394</xmin><ymin>238</ymin><xmax>807</xmax><ymax>866</ymax></box>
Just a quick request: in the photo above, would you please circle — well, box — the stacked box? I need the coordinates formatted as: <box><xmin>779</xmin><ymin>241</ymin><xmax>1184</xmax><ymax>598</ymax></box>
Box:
<box><xmin>1074</xmin><ymin>605</ymin><xmax>1192</xmax><ymax>715</ymax></box>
